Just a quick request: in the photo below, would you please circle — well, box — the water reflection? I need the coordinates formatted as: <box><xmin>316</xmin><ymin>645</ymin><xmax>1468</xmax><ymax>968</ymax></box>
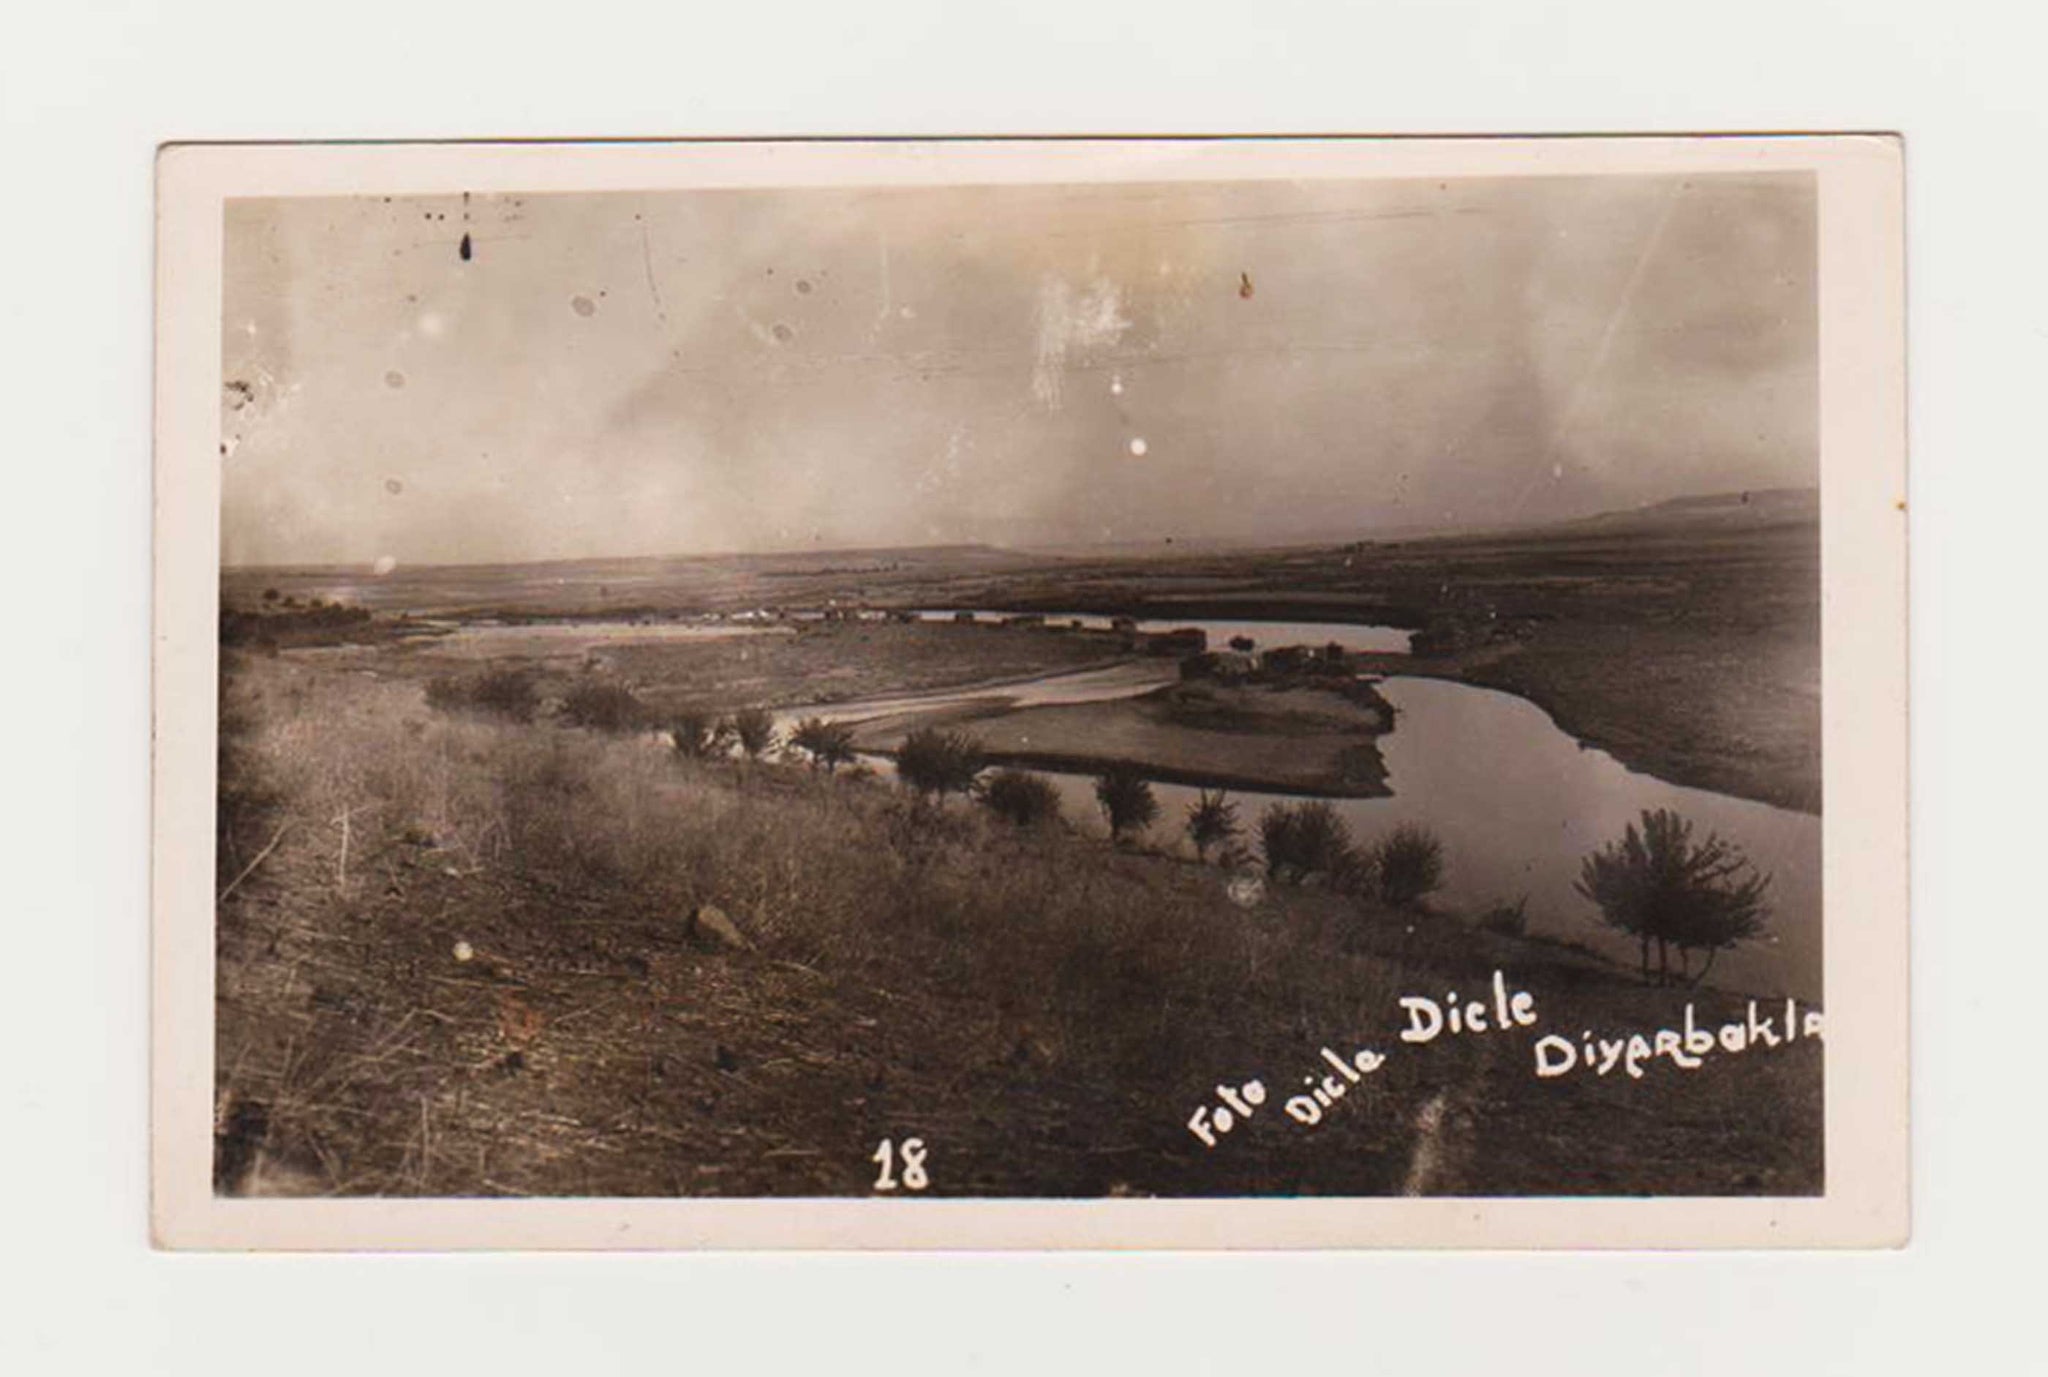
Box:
<box><xmin>779</xmin><ymin>670</ymin><xmax>1821</xmax><ymax>1002</ymax></box>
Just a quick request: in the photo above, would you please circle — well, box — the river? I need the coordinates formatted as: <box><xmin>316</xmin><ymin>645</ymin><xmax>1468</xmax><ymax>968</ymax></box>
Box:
<box><xmin>769</xmin><ymin>616</ymin><xmax>1822</xmax><ymax>1001</ymax></box>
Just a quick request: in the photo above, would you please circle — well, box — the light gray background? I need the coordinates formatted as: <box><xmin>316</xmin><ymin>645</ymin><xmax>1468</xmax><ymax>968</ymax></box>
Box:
<box><xmin>1</xmin><ymin>2</ymin><xmax>2032</xmax><ymax>1372</ymax></box>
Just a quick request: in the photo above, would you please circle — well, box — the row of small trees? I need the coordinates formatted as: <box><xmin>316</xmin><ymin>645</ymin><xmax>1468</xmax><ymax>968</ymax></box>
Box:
<box><xmin>431</xmin><ymin>681</ymin><xmax>1772</xmax><ymax>983</ymax></box>
<box><xmin>887</xmin><ymin>729</ymin><xmax>1450</xmax><ymax>909</ymax></box>
<box><xmin>422</xmin><ymin>666</ymin><xmax>861</xmax><ymax>774</ymax></box>
<box><xmin>1254</xmin><ymin>803</ymin><xmax>1447</xmax><ymax>906</ymax></box>
<box><xmin>670</xmin><ymin>705</ymin><xmax>780</xmax><ymax>761</ymax></box>
<box><xmin>889</xmin><ymin>731</ymin><xmax>1776</xmax><ymax>984</ymax></box>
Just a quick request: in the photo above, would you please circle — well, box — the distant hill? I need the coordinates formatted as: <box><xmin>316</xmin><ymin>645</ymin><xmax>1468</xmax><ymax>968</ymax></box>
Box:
<box><xmin>1017</xmin><ymin>488</ymin><xmax>1821</xmax><ymax>558</ymax></box>
<box><xmin>223</xmin><ymin>541</ymin><xmax>1045</xmax><ymax>578</ymax></box>
<box><xmin>1542</xmin><ymin>487</ymin><xmax>1819</xmax><ymax>537</ymax></box>
<box><xmin>219</xmin><ymin>540</ymin><xmax>1064</xmax><ymax>617</ymax></box>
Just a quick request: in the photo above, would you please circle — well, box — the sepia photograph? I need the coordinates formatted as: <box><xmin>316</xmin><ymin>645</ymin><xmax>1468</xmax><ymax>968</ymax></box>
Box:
<box><xmin>152</xmin><ymin>137</ymin><xmax>1907</xmax><ymax>1247</ymax></box>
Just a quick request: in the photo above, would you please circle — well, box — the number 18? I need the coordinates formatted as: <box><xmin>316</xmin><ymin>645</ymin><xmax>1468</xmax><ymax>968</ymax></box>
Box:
<box><xmin>871</xmin><ymin>1137</ymin><xmax>929</xmax><ymax>1191</ymax></box>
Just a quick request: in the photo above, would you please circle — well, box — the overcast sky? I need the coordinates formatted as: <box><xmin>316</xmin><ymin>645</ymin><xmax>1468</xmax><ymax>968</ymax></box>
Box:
<box><xmin>220</xmin><ymin>172</ymin><xmax>1814</xmax><ymax>567</ymax></box>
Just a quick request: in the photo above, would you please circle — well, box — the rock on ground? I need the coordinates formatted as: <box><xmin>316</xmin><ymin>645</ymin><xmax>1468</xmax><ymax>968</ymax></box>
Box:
<box><xmin>687</xmin><ymin>903</ymin><xmax>753</xmax><ymax>951</ymax></box>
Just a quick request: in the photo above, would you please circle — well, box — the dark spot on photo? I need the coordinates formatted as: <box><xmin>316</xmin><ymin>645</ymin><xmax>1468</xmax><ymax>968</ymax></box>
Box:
<box><xmin>384</xmin><ymin>370</ymin><xmax>406</xmax><ymax>389</ymax></box>
<box><xmin>459</xmin><ymin>233</ymin><xmax>472</xmax><ymax>262</ymax></box>
<box><xmin>772</xmin><ymin>322</ymin><xmax>795</xmax><ymax>343</ymax></box>
<box><xmin>385</xmin><ymin>478</ymin><xmax>404</xmax><ymax>495</ymax></box>
<box><xmin>571</xmin><ymin>295</ymin><xmax>596</xmax><ymax>317</ymax></box>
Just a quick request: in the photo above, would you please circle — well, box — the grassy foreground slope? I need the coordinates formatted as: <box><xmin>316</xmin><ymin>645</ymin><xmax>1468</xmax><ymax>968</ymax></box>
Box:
<box><xmin>214</xmin><ymin>653</ymin><xmax>1821</xmax><ymax>1198</ymax></box>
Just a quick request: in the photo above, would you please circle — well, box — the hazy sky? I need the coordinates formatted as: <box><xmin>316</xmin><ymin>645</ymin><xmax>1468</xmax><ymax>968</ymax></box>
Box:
<box><xmin>220</xmin><ymin>172</ymin><xmax>1814</xmax><ymax>567</ymax></box>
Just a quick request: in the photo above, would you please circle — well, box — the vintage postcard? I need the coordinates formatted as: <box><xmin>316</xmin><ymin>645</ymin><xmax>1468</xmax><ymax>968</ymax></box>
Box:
<box><xmin>153</xmin><ymin>136</ymin><xmax>1907</xmax><ymax>1249</ymax></box>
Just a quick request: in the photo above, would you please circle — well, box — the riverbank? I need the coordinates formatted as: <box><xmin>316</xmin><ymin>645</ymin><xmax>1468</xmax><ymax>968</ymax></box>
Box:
<box><xmin>1356</xmin><ymin>623</ymin><xmax>1820</xmax><ymax>815</ymax></box>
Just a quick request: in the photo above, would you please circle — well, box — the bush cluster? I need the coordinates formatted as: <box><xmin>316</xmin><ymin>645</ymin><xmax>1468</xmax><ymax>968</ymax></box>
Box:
<box><xmin>789</xmin><ymin>717</ymin><xmax>858</xmax><ymax>773</ymax></box>
<box><xmin>559</xmin><ymin>681</ymin><xmax>648</xmax><ymax>733</ymax></box>
<box><xmin>424</xmin><ymin>668</ymin><xmax>540</xmax><ymax>723</ymax></box>
<box><xmin>896</xmin><ymin>727</ymin><xmax>987</xmax><ymax>800</ymax></box>
<box><xmin>729</xmin><ymin>706</ymin><xmax>778</xmax><ymax>759</ymax></box>
<box><xmin>1372</xmin><ymin>823</ymin><xmax>1445</xmax><ymax>907</ymax></box>
<box><xmin>1184</xmin><ymin>790</ymin><xmax>1239</xmax><ymax>863</ymax></box>
<box><xmin>1094</xmin><ymin>766</ymin><xmax>1159</xmax><ymax>842</ymax></box>
<box><xmin>1258</xmin><ymin>800</ymin><xmax>1355</xmax><ymax>885</ymax></box>
<box><xmin>980</xmin><ymin>768</ymin><xmax>1062</xmax><ymax>828</ymax></box>
<box><xmin>670</xmin><ymin>708</ymin><xmax>733</xmax><ymax>758</ymax></box>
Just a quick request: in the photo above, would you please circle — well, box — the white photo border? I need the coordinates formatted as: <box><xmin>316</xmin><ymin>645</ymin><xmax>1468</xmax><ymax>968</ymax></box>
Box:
<box><xmin>152</xmin><ymin>134</ymin><xmax>1907</xmax><ymax>1250</ymax></box>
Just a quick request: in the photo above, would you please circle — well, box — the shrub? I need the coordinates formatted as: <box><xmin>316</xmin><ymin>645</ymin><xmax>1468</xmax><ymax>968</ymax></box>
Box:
<box><xmin>1479</xmin><ymin>895</ymin><xmax>1530</xmax><ymax>937</ymax></box>
<box><xmin>1228</xmin><ymin>635</ymin><xmax>1255</xmax><ymax>654</ymax></box>
<box><xmin>1185</xmin><ymin>790</ymin><xmax>1239</xmax><ymax>863</ymax></box>
<box><xmin>423</xmin><ymin>668</ymin><xmax>539</xmax><ymax>723</ymax></box>
<box><xmin>1293</xmin><ymin>802</ymin><xmax>1354</xmax><ymax>881</ymax></box>
<box><xmin>560</xmin><ymin>681</ymin><xmax>647</xmax><ymax>733</ymax></box>
<box><xmin>1258</xmin><ymin>800</ymin><xmax>1354</xmax><ymax>884</ymax></box>
<box><xmin>789</xmin><ymin>716</ymin><xmax>857</xmax><ymax>773</ymax></box>
<box><xmin>1373</xmin><ymin>823</ymin><xmax>1446</xmax><ymax>907</ymax></box>
<box><xmin>896</xmin><ymin>726</ymin><xmax>987</xmax><ymax>801</ymax></box>
<box><xmin>1258</xmin><ymin>804</ymin><xmax>1299</xmax><ymax>880</ymax></box>
<box><xmin>728</xmin><ymin>706</ymin><xmax>778</xmax><ymax>760</ymax></box>
<box><xmin>981</xmin><ymin>768</ymin><xmax>1062</xmax><ymax>828</ymax></box>
<box><xmin>1094</xmin><ymin>766</ymin><xmax>1160</xmax><ymax>843</ymax></box>
<box><xmin>471</xmin><ymin>669</ymin><xmax>542</xmax><ymax>722</ymax></box>
<box><xmin>670</xmin><ymin>708</ymin><xmax>733</xmax><ymax>759</ymax></box>
<box><xmin>1576</xmin><ymin>808</ymin><xmax>1771</xmax><ymax>985</ymax></box>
